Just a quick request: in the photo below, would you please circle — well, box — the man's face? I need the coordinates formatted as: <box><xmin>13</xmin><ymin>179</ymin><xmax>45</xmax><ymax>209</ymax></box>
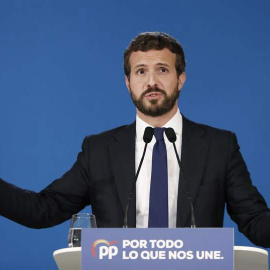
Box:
<box><xmin>125</xmin><ymin>48</ymin><xmax>186</xmax><ymax>117</ymax></box>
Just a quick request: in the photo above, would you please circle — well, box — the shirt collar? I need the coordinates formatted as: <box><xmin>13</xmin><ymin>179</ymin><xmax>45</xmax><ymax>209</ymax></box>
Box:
<box><xmin>136</xmin><ymin>108</ymin><xmax>182</xmax><ymax>141</ymax></box>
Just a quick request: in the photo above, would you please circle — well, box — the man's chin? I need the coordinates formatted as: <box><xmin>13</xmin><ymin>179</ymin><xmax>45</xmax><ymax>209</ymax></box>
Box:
<box><xmin>143</xmin><ymin>96</ymin><xmax>165</xmax><ymax>106</ymax></box>
<box><xmin>137</xmin><ymin>104</ymin><xmax>172</xmax><ymax>117</ymax></box>
<box><xmin>142</xmin><ymin>101</ymin><xmax>162</xmax><ymax>111</ymax></box>
<box><xmin>131</xmin><ymin>90</ymin><xmax>179</xmax><ymax>117</ymax></box>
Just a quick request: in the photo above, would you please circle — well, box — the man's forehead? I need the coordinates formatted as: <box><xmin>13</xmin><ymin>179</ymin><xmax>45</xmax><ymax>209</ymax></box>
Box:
<box><xmin>129</xmin><ymin>48</ymin><xmax>176</xmax><ymax>68</ymax></box>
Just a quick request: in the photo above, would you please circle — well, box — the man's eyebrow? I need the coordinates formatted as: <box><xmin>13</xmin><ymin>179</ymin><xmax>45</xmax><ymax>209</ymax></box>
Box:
<box><xmin>133</xmin><ymin>63</ymin><xmax>170</xmax><ymax>69</ymax></box>
<box><xmin>156</xmin><ymin>62</ymin><xmax>170</xmax><ymax>67</ymax></box>
<box><xmin>133</xmin><ymin>64</ymin><xmax>146</xmax><ymax>69</ymax></box>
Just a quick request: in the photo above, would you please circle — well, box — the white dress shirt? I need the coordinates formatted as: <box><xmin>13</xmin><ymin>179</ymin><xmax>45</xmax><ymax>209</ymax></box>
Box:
<box><xmin>136</xmin><ymin>109</ymin><xmax>183</xmax><ymax>228</ymax></box>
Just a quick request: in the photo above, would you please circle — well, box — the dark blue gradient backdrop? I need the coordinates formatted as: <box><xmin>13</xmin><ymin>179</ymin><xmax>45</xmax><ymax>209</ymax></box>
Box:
<box><xmin>0</xmin><ymin>0</ymin><xmax>269</xmax><ymax>269</ymax></box>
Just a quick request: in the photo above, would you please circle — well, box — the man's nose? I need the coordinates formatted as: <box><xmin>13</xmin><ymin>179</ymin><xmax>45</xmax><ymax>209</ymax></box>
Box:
<box><xmin>147</xmin><ymin>72</ymin><xmax>158</xmax><ymax>88</ymax></box>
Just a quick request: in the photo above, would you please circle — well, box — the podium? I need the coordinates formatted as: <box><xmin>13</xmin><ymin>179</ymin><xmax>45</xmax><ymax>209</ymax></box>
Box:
<box><xmin>53</xmin><ymin>246</ymin><xmax>269</xmax><ymax>270</ymax></box>
<box><xmin>54</xmin><ymin>228</ymin><xmax>268</xmax><ymax>270</ymax></box>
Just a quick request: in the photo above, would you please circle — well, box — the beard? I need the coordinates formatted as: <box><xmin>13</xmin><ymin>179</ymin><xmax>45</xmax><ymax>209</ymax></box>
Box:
<box><xmin>130</xmin><ymin>84</ymin><xmax>179</xmax><ymax>117</ymax></box>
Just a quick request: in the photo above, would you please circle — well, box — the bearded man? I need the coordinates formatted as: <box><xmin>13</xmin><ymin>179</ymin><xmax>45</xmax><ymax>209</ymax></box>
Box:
<box><xmin>0</xmin><ymin>32</ymin><xmax>269</xmax><ymax>248</ymax></box>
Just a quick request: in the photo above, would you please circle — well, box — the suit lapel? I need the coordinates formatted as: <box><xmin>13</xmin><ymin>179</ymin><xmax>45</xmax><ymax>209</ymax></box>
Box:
<box><xmin>108</xmin><ymin>122</ymin><xmax>136</xmax><ymax>227</ymax></box>
<box><xmin>177</xmin><ymin>116</ymin><xmax>210</xmax><ymax>227</ymax></box>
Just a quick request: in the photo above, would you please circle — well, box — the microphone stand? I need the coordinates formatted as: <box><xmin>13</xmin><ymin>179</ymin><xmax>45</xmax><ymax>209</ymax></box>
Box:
<box><xmin>123</xmin><ymin>127</ymin><xmax>154</xmax><ymax>228</ymax></box>
<box><xmin>165</xmin><ymin>128</ymin><xmax>196</xmax><ymax>228</ymax></box>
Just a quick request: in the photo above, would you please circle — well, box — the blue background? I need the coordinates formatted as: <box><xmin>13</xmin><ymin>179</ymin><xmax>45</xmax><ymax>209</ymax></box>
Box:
<box><xmin>0</xmin><ymin>0</ymin><xmax>269</xmax><ymax>269</ymax></box>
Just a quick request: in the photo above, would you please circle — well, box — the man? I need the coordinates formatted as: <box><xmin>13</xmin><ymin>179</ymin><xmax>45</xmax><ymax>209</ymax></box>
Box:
<box><xmin>0</xmin><ymin>32</ymin><xmax>269</xmax><ymax>247</ymax></box>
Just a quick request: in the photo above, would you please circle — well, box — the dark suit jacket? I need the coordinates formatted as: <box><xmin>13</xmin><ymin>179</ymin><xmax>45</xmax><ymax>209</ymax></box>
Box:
<box><xmin>0</xmin><ymin>116</ymin><xmax>269</xmax><ymax>247</ymax></box>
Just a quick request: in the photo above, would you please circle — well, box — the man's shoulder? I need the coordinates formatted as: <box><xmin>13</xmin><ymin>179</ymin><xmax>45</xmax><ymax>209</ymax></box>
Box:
<box><xmin>83</xmin><ymin>122</ymin><xmax>136</xmax><ymax>145</ymax></box>
<box><xmin>182</xmin><ymin>115</ymin><xmax>234</xmax><ymax>141</ymax></box>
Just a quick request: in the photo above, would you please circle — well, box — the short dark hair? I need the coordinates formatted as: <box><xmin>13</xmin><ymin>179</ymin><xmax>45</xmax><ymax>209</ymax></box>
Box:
<box><xmin>124</xmin><ymin>32</ymin><xmax>186</xmax><ymax>78</ymax></box>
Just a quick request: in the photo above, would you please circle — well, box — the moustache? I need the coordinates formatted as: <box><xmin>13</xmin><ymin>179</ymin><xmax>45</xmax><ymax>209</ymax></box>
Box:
<box><xmin>142</xmin><ymin>87</ymin><xmax>166</xmax><ymax>97</ymax></box>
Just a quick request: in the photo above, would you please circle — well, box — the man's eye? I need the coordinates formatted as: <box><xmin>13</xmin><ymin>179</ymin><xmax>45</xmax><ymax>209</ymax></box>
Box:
<box><xmin>160</xmin><ymin>67</ymin><xmax>168</xmax><ymax>73</ymax></box>
<box><xmin>136</xmin><ymin>69</ymin><xmax>145</xmax><ymax>75</ymax></box>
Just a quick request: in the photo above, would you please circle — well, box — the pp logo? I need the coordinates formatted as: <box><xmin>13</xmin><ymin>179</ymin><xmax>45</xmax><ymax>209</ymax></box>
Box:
<box><xmin>91</xmin><ymin>239</ymin><xmax>118</xmax><ymax>259</ymax></box>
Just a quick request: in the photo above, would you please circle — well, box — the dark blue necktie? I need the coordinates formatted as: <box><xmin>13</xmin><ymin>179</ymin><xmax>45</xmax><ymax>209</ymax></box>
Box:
<box><xmin>148</xmin><ymin>128</ymin><xmax>168</xmax><ymax>227</ymax></box>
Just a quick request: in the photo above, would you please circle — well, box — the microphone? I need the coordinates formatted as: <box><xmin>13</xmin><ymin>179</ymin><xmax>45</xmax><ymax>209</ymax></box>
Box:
<box><xmin>143</xmin><ymin>127</ymin><xmax>154</xmax><ymax>143</ymax></box>
<box><xmin>165</xmin><ymin>128</ymin><xmax>196</xmax><ymax>228</ymax></box>
<box><xmin>123</xmin><ymin>127</ymin><xmax>154</xmax><ymax>228</ymax></box>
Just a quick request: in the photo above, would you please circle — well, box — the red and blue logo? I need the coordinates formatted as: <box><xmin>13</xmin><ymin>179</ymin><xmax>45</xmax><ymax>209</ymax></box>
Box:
<box><xmin>91</xmin><ymin>239</ymin><xmax>119</xmax><ymax>259</ymax></box>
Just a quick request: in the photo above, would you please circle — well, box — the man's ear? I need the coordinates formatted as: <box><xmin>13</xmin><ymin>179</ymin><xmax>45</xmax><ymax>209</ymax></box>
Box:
<box><xmin>178</xmin><ymin>72</ymin><xmax>186</xmax><ymax>91</ymax></box>
<box><xmin>125</xmin><ymin>75</ymin><xmax>131</xmax><ymax>93</ymax></box>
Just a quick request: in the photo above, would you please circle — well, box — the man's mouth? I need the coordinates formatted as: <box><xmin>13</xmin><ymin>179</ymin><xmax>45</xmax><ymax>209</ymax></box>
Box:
<box><xmin>144</xmin><ymin>92</ymin><xmax>162</xmax><ymax>99</ymax></box>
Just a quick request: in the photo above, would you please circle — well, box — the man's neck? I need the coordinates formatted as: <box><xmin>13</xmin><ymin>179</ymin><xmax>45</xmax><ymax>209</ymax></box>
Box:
<box><xmin>137</xmin><ymin>105</ymin><xmax>178</xmax><ymax>127</ymax></box>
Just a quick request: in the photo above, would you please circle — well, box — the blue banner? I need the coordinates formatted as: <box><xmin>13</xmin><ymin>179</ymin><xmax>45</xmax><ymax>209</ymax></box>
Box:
<box><xmin>81</xmin><ymin>228</ymin><xmax>234</xmax><ymax>270</ymax></box>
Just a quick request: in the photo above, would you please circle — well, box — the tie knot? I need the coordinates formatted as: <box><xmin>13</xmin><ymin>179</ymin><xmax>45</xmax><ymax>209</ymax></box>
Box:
<box><xmin>154</xmin><ymin>128</ymin><xmax>165</xmax><ymax>141</ymax></box>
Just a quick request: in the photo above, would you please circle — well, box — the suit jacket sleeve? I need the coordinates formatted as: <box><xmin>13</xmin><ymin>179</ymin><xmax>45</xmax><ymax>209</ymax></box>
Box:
<box><xmin>226</xmin><ymin>133</ymin><xmax>270</xmax><ymax>247</ymax></box>
<box><xmin>0</xmin><ymin>137</ymin><xmax>91</xmax><ymax>228</ymax></box>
